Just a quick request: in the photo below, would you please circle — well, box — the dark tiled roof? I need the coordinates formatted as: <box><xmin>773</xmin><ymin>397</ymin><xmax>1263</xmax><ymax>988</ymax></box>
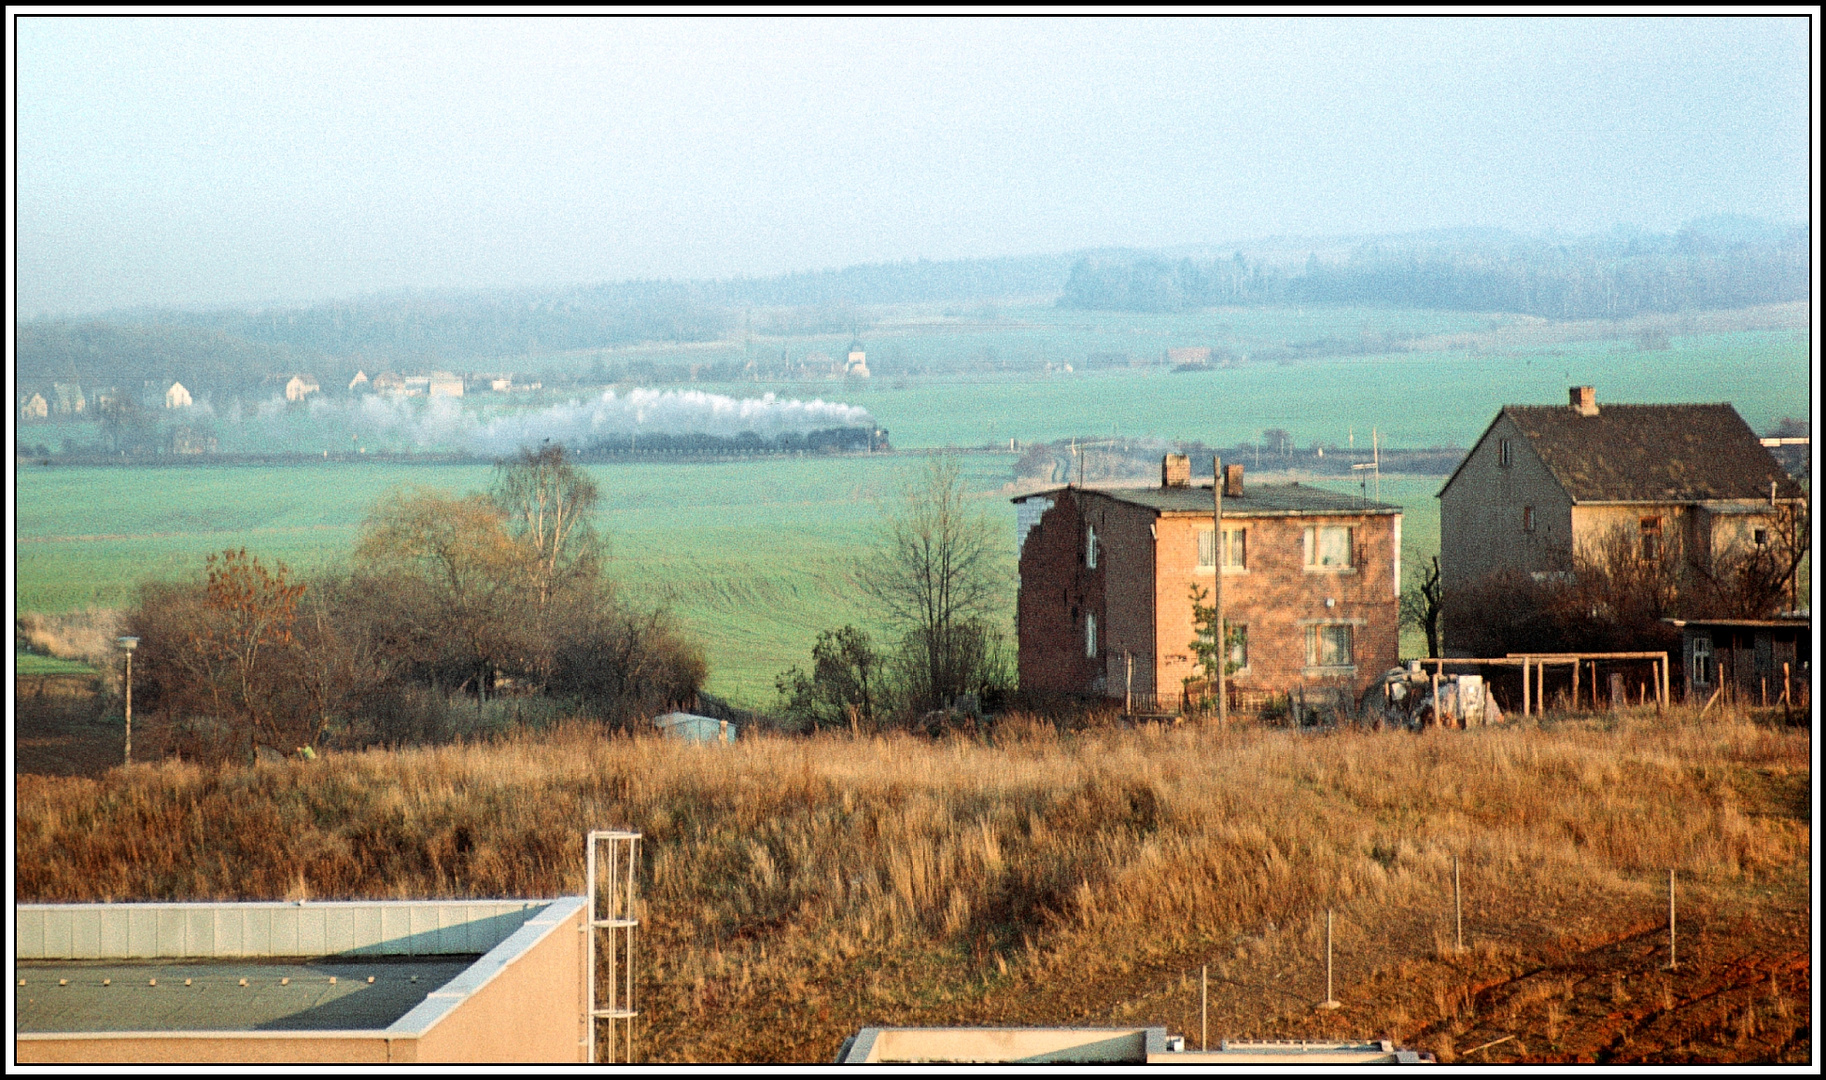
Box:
<box><xmin>1504</xmin><ymin>403</ymin><xmax>1803</xmax><ymax>503</ymax></box>
<box><xmin>1016</xmin><ymin>483</ymin><xmax>1400</xmax><ymax>517</ymax></box>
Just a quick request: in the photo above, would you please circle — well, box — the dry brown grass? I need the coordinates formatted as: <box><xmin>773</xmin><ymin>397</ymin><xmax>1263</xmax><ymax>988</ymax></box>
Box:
<box><xmin>13</xmin><ymin>705</ymin><xmax>1809</xmax><ymax>1062</ymax></box>
<box><xmin>15</xmin><ymin>607</ymin><xmax>124</xmax><ymax>674</ymax></box>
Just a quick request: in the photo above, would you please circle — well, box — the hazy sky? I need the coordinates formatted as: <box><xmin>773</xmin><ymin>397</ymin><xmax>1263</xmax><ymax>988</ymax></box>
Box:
<box><xmin>12</xmin><ymin>15</ymin><xmax>1813</xmax><ymax>316</ymax></box>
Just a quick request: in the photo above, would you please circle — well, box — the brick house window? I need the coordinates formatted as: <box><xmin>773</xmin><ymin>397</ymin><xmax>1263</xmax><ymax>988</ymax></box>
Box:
<box><xmin>1086</xmin><ymin>525</ymin><xmax>1098</xmax><ymax>569</ymax></box>
<box><xmin>1754</xmin><ymin>527</ymin><xmax>1768</xmax><ymax>546</ymax></box>
<box><xmin>1306</xmin><ymin>624</ymin><xmax>1353</xmax><ymax>667</ymax></box>
<box><xmin>1228</xmin><ymin>624</ymin><xmax>1249</xmax><ymax>671</ymax></box>
<box><xmin>1085</xmin><ymin>612</ymin><xmax>1097</xmax><ymax>657</ymax></box>
<box><xmin>1498</xmin><ymin>438</ymin><xmax>1512</xmax><ymax>467</ymax></box>
<box><xmin>1523</xmin><ymin>506</ymin><xmax>1535</xmax><ymax>533</ymax></box>
<box><xmin>1304</xmin><ymin>525</ymin><xmax>1354</xmax><ymax>570</ymax></box>
<box><xmin>1197</xmin><ymin>527</ymin><xmax>1247</xmax><ymax>571</ymax></box>
<box><xmin>1639</xmin><ymin>516</ymin><xmax>1663</xmax><ymax>561</ymax></box>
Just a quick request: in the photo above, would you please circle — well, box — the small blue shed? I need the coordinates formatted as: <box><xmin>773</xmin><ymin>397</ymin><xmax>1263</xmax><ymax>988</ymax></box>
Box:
<box><xmin>652</xmin><ymin>712</ymin><xmax>737</xmax><ymax>744</ymax></box>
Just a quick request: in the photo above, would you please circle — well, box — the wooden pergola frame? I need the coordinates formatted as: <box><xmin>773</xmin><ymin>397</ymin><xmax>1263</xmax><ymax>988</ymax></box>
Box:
<box><xmin>1415</xmin><ymin>651</ymin><xmax>1670</xmax><ymax>717</ymax></box>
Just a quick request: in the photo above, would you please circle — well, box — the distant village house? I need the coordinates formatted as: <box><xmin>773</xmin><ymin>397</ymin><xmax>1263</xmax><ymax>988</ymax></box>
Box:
<box><xmin>349</xmin><ymin>370</ymin><xmax>370</xmax><ymax>392</ymax></box>
<box><xmin>164</xmin><ymin>381</ymin><xmax>193</xmax><ymax>409</ymax></box>
<box><xmin>285</xmin><ymin>375</ymin><xmax>321</xmax><ymax>402</ymax></box>
<box><xmin>428</xmin><ymin>372</ymin><xmax>464</xmax><ymax>398</ymax></box>
<box><xmin>1015</xmin><ymin>456</ymin><xmax>1402</xmax><ymax>712</ymax></box>
<box><xmin>20</xmin><ymin>392</ymin><xmax>49</xmax><ymax>422</ymax></box>
<box><xmin>846</xmin><ymin>341</ymin><xmax>870</xmax><ymax>378</ymax></box>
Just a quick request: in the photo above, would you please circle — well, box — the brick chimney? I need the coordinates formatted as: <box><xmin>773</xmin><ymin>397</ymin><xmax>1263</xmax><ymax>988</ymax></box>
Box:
<box><xmin>1162</xmin><ymin>453</ymin><xmax>1191</xmax><ymax>488</ymax></box>
<box><xmin>1570</xmin><ymin>385</ymin><xmax>1598</xmax><ymax>416</ymax></box>
<box><xmin>1224</xmin><ymin>463</ymin><xmax>1244</xmax><ymax>498</ymax></box>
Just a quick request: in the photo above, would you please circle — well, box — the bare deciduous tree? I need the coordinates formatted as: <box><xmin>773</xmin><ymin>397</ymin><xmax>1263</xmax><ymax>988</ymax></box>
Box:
<box><xmin>1399</xmin><ymin>555</ymin><xmax>1444</xmax><ymax>659</ymax></box>
<box><xmin>491</xmin><ymin>444</ymin><xmax>603</xmax><ymax>609</ymax></box>
<box><xmin>858</xmin><ymin>454</ymin><xmax>1009</xmax><ymax>713</ymax></box>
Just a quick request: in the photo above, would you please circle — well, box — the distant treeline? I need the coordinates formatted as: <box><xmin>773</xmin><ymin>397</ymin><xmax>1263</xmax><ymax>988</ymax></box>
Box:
<box><xmin>16</xmin><ymin>222</ymin><xmax>1808</xmax><ymax>398</ymax></box>
<box><xmin>1061</xmin><ymin>222</ymin><xmax>1810</xmax><ymax>318</ymax></box>
<box><xmin>47</xmin><ymin>256</ymin><xmax>1073</xmax><ymax>371</ymax></box>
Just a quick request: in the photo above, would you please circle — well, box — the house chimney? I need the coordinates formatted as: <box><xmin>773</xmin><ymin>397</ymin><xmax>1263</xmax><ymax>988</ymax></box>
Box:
<box><xmin>1224</xmin><ymin>463</ymin><xmax>1244</xmax><ymax>498</ymax></box>
<box><xmin>1570</xmin><ymin>386</ymin><xmax>1598</xmax><ymax>416</ymax></box>
<box><xmin>1162</xmin><ymin>453</ymin><xmax>1191</xmax><ymax>488</ymax></box>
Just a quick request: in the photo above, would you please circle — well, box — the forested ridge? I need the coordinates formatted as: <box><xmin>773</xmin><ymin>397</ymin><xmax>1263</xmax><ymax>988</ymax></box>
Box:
<box><xmin>1061</xmin><ymin>221</ymin><xmax>1809</xmax><ymax>317</ymax></box>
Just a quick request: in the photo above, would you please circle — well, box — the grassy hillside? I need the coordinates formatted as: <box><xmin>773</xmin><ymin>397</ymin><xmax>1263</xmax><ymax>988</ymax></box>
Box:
<box><xmin>14</xmin><ymin>707</ymin><xmax>1809</xmax><ymax>1063</ymax></box>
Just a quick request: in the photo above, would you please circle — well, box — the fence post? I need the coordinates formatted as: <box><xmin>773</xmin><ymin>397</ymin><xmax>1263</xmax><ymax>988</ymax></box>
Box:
<box><xmin>1668</xmin><ymin>868</ymin><xmax>1677</xmax><ymax>971</ymax></box>
<box><xmin>1319</xmin><ymin>909</ymin><xmax>1341</xmax><ymax>1009</ymax></box>
<box><xmin>1201</xmin><ymin>964</ymin><xmax>1208</xmax><ymax>1051</ymax></box>
<box><xmin>1454</xmin><ymin>855</ymin><xmax>1463</xmax><ymax>953</ymax></box>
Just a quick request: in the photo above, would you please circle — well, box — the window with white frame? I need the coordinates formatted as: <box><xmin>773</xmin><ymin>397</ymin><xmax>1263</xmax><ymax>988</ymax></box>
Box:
<box><xmin>1523</xmin><ymin>506</ymin><xmax>1535</xmax><ymax>533</ymax></box>
<box><xmin>1086</xmin><ymin>524</ymin><xmax>1098</xmax><ymax>569</ymax></box>
<box><xmin>1304</xmin><ymin>525</ymin><xmax>1354</xmax><ymax>569</ymax></box>
<box><xmin>1498</xmin><ymin>438</ymin><xmax>1513</xmax><ymax>467</ymax></box>
<box><xmin>1691</xmin><ymin>636</ymin><xmax>1714</xmax><ymax>686</ymax></box>
<box><xmin>1227</xmin><ymin>623</ymin><xmax>1249</xmax><ymax>671</ymax></box>
<box><xmin>1197</xmin><ymin>528</ymin><xmax>1216</xmax><ymax>569</ymax></box>
<box><xmin>1085</xmin><ymin>612</ymin><xmax>1097</xmax><ymax>657</ymax></box>
<box><xmin>1306</xmin><ymin>624</ymin><xmax>1353</xmax><ymax>668</ymax></box>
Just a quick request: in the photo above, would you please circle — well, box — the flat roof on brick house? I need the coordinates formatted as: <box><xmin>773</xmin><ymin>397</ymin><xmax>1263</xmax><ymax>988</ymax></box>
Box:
<box><xmin>1017</xmin><ymin>481</ymin><xmax>1401</xmax><ymax>518</ymax></box>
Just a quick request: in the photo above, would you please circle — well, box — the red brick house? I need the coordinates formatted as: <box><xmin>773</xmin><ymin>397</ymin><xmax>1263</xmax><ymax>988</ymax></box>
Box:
<box><xmin>1014</xmin><ymin>457</ymin><xmax>1402</xmax><ymax>710</ymax></box>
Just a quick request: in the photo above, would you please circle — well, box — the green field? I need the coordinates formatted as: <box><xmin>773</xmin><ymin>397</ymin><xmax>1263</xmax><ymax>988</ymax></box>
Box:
<box><xmin>737</xmin><ymin>327</ymin><xmax>1809</xmax><ymax>450</ymax></box>
<box><xmin>14</xmin><ymin>457</ymin><xmax>1445</xmax><ymax>706</ymax></box>
<box><xmin>14</xmin><ymin>309</ymin><xmax>1807</xmax><ymax>706</ymax></box>
<box><xmin>14</xmin><ymin>651</ymin><xmax>97</xmax><ymax>676</ymax></box>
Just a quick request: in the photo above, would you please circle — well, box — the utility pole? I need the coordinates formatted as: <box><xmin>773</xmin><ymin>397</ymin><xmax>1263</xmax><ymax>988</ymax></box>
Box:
<box><xmin>1213</xmin><ymin>457</ymin><xmax>1227</xmax><ymax>726</ymax></box>
<box><xmin>117</xmin><ymin>636</ymin><xmax>139</xmax><ymax>767</ymax></box>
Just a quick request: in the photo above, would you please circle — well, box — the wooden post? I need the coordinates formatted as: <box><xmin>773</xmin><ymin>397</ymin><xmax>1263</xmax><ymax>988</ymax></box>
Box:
<box><xmin>1522</xmin><ymin>657</ymin><xmax>1530</xmax><ymax>718</ymax></box>
<box><xmin>1430</xmin><ymin>667</ymin><xmax>1440</xmax><ymax>728</ymax></box>
<box><xmin>1201</xmin><ymin>965</ymin><xmax>1208</xmax><ymax>1050</ymax></box>
<box><xmin>1668</xmin><ymin>868</ymin><xmax>1677</xmax><ymax>970</ymax></box>
<box><xmin>1782</xmin><ymin>661</ymin><xmax>1792</xmax><ymax>723</ymax></box>
<box><xmin>1454</xmin><ymin>855</ymin><xmax>1463</xmax><ymax>953</ymax></box>
<box><xmin>1660</xmin><ymin>652</ymin><xmax>1669</xmax><ymax>712</ymax></box>
<box><xmin>1125</xmin><ymin>650</ymin><xmax>1133</xmax><ymax>716</ymax></box>
<box><xmin>1537</xmin><ymin>659</ymin><xmax>1545</xmax><ymax>715</ymax></box>
<box><xmin>123</xmin><ymin>649</ymin><xmax>133</xmax><ymax>768</ymax></box>
<box><xmin>1319</xmin><ymin>908</ymin><xmax>1340</xmax><ymax>1009</ymax></box>
<box><xmin>1213</xmin><ymin>457</ymin><xmax>1227</xmax><ymax>728</ymax></box>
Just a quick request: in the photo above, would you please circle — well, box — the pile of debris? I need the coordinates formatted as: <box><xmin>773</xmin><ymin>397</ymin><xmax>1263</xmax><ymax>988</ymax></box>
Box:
<box><xmin>1372</xmin><ymin>661</ymin><xmax>1504</xmax><ymax>730</ymax></box>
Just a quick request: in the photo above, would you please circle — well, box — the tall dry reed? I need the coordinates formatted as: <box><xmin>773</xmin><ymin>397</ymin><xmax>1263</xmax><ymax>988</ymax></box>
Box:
<box><xmin>14</xmin><ymin>707</ymin><xmax>1808</xmax><ymax>1061</ymax></box>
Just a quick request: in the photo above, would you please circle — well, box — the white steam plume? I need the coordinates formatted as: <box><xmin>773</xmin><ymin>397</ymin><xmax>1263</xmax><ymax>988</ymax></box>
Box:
<box><xmin>285</xmin><ymin>388</ymin><xmax>875</xmax><ymax>454</ymax></box>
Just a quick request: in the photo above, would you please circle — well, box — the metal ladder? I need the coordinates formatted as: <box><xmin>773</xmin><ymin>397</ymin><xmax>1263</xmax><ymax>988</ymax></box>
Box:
<box><xmin>586</xmin><ymin>830</ymin><xmax>640</xmax><ymax>1063</ymax></box>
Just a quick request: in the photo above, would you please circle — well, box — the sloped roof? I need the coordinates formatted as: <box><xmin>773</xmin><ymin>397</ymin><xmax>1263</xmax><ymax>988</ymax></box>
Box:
<box><xmin>1014</xmin><ymin>482</ymin><xmax>1400</xmax><ymax>518</ymax></box>
<box><xmin>1503</xmin><ymin>403</ymin><xmax>1802</xmax><ymax>503</ymax></box>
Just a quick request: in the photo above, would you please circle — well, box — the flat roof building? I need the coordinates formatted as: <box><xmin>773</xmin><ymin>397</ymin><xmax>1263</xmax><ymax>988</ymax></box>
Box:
<box><xmin>16</xmin><ymin>898</ymin><xmax>588</xmax><ymax>1063</ymax></box>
